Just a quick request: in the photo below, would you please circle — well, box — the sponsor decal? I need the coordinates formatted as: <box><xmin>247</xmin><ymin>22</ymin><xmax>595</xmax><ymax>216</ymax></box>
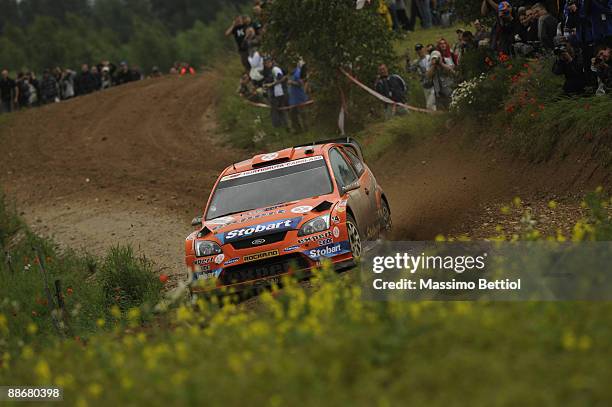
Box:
<box><xmin>224</xmin><ymin>257</ymin><xmax>240</xmax><ymax>266</ymax></box>
<box><xmin>214</xmin><ymin>254</ymin><xmax>225</xmax><ymax>264</ymax></box>
<box><xmin>283</xmin><ymin>245</ymin><xmax>300</xmax><ymax>252</ymax></box>
<box><xmin>331</xmin><ymin>215</ymin><xmax>341</xmax><ymax>224</ymax></box>
<box><xmin>218</xmin><ymin>217</ymin><xmax>301</xmax><ymax>243</ymax></box>
<box><xmin>186</xmin><ymin>231</ymin><xmax>198</xmax><ymax>241</ymax></box>
<box><xmin>318</xmin><ymin>238</ymin><xmax>333</xmax><ymax>246</ymax></box>
<box><xmin>333</xmin><ymin>226</ymin><xmax>340</xmax><ymax>239</ymax></box>
<box><xmin>336</xmin><ymin>206</ymin><xmax>346</xmax><ymax>213</ymax></box>
<box><xmin>304</xmin><ymin>241</ymin><xmax>351</xmax><ymax>260</ymax></box>
<box><xmin>291</xmin><ymin>205</ymin><xmax>313</xmax><ymax>214</ymax></box>
<box><xmin>208</xmin><ymin>216</ymin><xmax>235</xmax><ymax>225</ymax></box>
<box><xmin>297</xmin><ymin>231</ymin><xmax>333</xmax><ymax>244</ymax></box>
<box><xmin>252</xmin><ymin>238</ymin><xmax>266</xmax><ymax>245</ymax></box>
<box><xmin>194</xmin><ymin>258</ymin><xmax>213</xmax><ymax>265</ymax></box>
<box><xmin>338</xmin><ymin>200</ymin><xmax>348</xmax><ymax>207</ymax></box>
<box><xmin>243</xmin><ymin>250</ymin><xmax>280</xmax><ymax>263</ymax></box>
<box><xmin>200</xmin><ymin>265</ymin><xmax>211</xmax><ymax>272</ymax></box>
<box><xmin>220</xmin><ymin>156</ymin><xmax>324</xmax><ymax>182</ymax></box>
<box><xmin>261</xmin><ymin>152</ymin><xmax>279</xmax><ymax>161</ymax></box>
<box><xmin>193</xmin><ymin>268</ymin><xmax>223</xmax><ymax>281</ymax></box>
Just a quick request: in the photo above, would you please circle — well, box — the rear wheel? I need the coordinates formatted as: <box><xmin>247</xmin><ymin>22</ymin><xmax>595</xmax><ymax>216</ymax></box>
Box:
<box><xmin>381</xmin><ymin>200</ymin><xmax>392</xmax><ymax>235</ymax></box>
<box><xmin>346</xmin><ymin>214</ymin><xmax>362</xmax><ymax>259</ymax></box>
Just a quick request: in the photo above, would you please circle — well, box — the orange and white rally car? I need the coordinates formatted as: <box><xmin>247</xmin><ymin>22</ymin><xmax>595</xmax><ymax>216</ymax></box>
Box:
<box><xmin>185</xmin><ymin>138</ymin><xmax>391</xmax><ymax>293</ymax></box>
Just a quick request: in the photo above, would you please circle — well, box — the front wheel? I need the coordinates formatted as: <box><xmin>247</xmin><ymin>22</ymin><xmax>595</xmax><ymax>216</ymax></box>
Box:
<box><xmin>346</xmin><ymin>214</ymin><xmax>362</xmax><ymax>259</ymax></box>
<box><xmin>380</xmin><ymin>200</ymin><xmax>392</xmax><ymax>236</ymax></box>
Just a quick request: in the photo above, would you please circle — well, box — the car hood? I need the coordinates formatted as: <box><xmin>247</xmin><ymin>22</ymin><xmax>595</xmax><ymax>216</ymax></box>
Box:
<box><xmin>201</xmin><ymin>197</ymin><xmax>336</xmax><ymax>240</ymax></box>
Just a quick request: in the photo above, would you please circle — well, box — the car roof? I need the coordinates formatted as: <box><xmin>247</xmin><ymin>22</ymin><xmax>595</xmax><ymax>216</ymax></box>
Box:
<box><xmin>221</xmin><ymin>144</ymin><xmax>332</xmax><ymax>177</ymax></box>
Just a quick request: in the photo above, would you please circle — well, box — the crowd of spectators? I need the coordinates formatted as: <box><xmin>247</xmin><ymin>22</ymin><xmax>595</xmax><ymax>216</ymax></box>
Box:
<box><xmin>232</xmin><ymin>0</ymin><xmax>311</xmax><ymax>133</ymax></box>
<box><xmin>481</xmin><ymin>1</ymin><xmax>611</xmax><ymax>96</ymax></box>
<box><xmin>0</xmin><ymin>61</ymin><xmax>145</xmax><ymax>114</ymax></box>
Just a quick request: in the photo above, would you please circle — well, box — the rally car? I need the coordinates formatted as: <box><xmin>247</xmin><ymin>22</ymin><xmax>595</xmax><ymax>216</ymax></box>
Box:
<box><xmin>185</xmin><ymin>138</ymin><xmax>391</xmax><ymax>293</ymax></box>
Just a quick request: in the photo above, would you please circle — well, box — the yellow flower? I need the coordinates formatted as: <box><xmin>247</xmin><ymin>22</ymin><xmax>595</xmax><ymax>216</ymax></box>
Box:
<box><xmin>562</xmin><ymin>331</ymin><xmax>576</xmax><ymax>350</ymax></box>
<box><xmin>512</xmin><ymin>197</ymin><xmax>522</xmax><ymax>207</ymax></box>
<box><xmin>88</xmin><ymin>383</ymin><xmax>103</xmax><ymax>398</ymax></box>
<box><xmin>110</xmin><ymin>305</ymin><xmax>121</xmax><ymax>318</ymax></box>
<box><xmin>434</xmin><ymin>234</ymin><xmax>446</xmax><ymax>242</ymax></box>
<box><xmin>548</xmin><ymin>200</ymin><xmax>557</xmax><ymax>209</ymax></box>
<box><xmin>500</xmin><ymin>205</ymin><xmax>511</xmax><ymax>215</ymax></box>
<box><xmin>22</xmin><ymin>346</ymin><xmax>34</xmax><ymax>360</ymax></box>
<box><xmin>27</xmin><ymin>323</ymin><xmax>38</xmax><ymax>335</ymax></box>
<box><xmin>96</xmin><ymin>318</ymin><xmax>106</xmax><ymax>328</ymax></box>
<box><xmin>35</xmin><ymin>360</ymin><xmax>51</xmax><ymax>382</ymax></box>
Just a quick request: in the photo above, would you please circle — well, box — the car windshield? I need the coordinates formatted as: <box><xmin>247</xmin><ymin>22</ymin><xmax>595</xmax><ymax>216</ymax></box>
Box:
<box><xmin>206</xmin><ymin>156</ymin><xmax>333</xmax><ymax>220</ymax></box>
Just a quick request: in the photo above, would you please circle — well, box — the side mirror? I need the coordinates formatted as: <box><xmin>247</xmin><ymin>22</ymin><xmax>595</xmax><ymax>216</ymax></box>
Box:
<box><xmin>191</xmin><ymin>216</ymin><xmax>203</xmax><ymax>227</ymax></box>
<box><xmin>341</xmin><ymin>181</ymin><xmax>360</xmax><ymax>195</ymax></box>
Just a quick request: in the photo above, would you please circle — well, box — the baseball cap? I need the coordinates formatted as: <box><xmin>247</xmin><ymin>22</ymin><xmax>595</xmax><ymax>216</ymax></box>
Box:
<box><xmin>498</xmin><ymin>1</ymin><xmax>512</xmax><ymax>15</ymax></box>
<box><xmin>415</xmin><ymin>43</ymin><xmax>424</xmax><ymax>51</ymax></box>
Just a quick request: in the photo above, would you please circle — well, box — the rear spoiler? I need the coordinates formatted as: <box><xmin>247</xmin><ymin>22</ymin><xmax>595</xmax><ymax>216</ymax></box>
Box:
<box><xmin>295</xmin><ymin>137</ymin><xmax>364</xmax><ymax>160</ymax></box>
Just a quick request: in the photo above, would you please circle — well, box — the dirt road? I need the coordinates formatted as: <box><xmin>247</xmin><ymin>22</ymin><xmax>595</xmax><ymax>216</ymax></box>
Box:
<box><xmin>1</xmin><ymin>72</ymin><xmax>609</xmax><ymax>282</ymax></box>
<box><xmin>0</xmin><ymin>73</ymin><xmax>240</xmax><ymax>281</ymax></box>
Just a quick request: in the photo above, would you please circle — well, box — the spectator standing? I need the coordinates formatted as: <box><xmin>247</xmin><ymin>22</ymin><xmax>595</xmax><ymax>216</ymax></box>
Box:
<box><xmin>91</xmin><ymin>66</ymin><xmax>102</xmax><ymax>91</ymax></box>
<box><xmin>473</xmin><ymin>19</ymin><xmax>490</xmax><ymax>45</ymax></box>
<box><xmin>414</xmin><ymin>0</ymin><xmax>433</xmax><ymax>29</ymax></box>
<box><xmin>40</xmin><ymin>69</ymin><xmax>60</xmax><ymax>104</ymax></box>
<box><xmin>374</xmin><ymin>64</ymin><xmax>408</xmax><ymax>118</ymax></box>
<box><xmin>395</xmin><ymin>0</ymin><xmax>411</xmax><ymax>31</ymax></box>
<box><xmin>16</xmin><ymin>73</ymin><xmax>31</xmax><ymax>108</ymax></box>
<box><xmin>60</xmin><ymin>69</ymin><xmax>76</xmax><ymax>99</ymax></box>
<box><xmin>411</xmin><ymin>43</ymin><xmax>436</xmax><ymax>110</ymax></box>
<box><xmin>288</xmin><ymin>61</ymin><xmax>310</xmax><ymax>132</ymax></box>
<box><xmin>225</xmin><ymin>16</ymin><xmax>250</xmax><ymax>71</ymax></box>
<box><xmin>75</xmin><ymin>64</ymin><xmax>98</xmax><ymax>96</ymax></box>
<box><xmin>532</xmin><ymin>3</ymin><xmax>558</xmax><ymax>50</ymax></box>
<box><xmin>114</xmin><ymin>62</ymin><xmax>138</xmax><ymax>85</ymax></box>
<box><xmin>263</xmin><ymin>58</ymin><xmax>289</xmax><ymax>129</ymax></box>
<box><xmin>101</xmin><ymin>66</ymin><xmax>113</xmax><ymax>89</ymax></box>
<box><xmin>491</xmin><ymin>2</ymin><xmax>519</xmax><ymax>55</ymax></box>
<box><xmin>0</xmin><ymin>70</ymin><xmax>18</xmax><ymax>114</ymax></box>
<box><xmin>437</xmin><ymin>38</ymin><xmax>457</xmax><ymax>66</ymax></box>
<box><xmin>248</xmin><ymin>47</ymin><xmax>265</xmax><ymax>86</ymax></box>
<box><xmin>427</xmin><ymin>50</ymin><xmax>455</xmax><ymax>110</ymax></box>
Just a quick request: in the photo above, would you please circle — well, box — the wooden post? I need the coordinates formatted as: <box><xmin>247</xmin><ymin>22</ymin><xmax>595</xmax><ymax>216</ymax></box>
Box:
<box><xmin>33</xmin><ymin>247</ymin><xmax>63</xmax><ymax>337</ymax></box>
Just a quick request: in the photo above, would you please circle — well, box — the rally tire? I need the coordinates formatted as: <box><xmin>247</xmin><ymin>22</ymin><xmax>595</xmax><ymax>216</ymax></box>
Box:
<box><xmin>346</xmin><ymin>214</ymin><xmax>362</xmax><ymax>259</ymax></box>
<box><xmin>381</xmin><ymin>199</ymin><xmax>392</xmax><ymax>236</ymax></box>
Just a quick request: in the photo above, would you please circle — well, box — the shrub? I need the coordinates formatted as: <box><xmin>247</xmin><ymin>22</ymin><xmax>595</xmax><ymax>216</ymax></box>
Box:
<box><xmin>99</xmin><ymin>246</ymin><xmax>163</xmax><ymax>312</ymax></box>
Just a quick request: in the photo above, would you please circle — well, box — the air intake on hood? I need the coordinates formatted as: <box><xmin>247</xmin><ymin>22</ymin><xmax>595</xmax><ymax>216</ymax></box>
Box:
<box><xmin>312</xmin><ymin>201</ymin><xmax>333</xmax><ymax>212</ymax></box>
<box><xmin>197</xmin><ymin>226</ymin><xmax>212</xmax><ymax>238</ymax></box>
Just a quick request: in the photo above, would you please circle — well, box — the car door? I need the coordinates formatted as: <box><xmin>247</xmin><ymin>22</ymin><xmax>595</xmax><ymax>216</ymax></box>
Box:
<box><xmin>328</xmin><ymin>147</ymin><xmax>370</xmax><ymax>235</ymax></box>
<box><xmin>342</xmin><ymin>147</ymin><xmax>379</xmax><ymax>240</ymax></box>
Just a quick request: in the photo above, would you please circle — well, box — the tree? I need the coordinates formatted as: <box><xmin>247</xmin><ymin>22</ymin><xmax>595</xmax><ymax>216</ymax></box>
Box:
<box><xmin>264</xmin><ymin>0</ymin><xmax>396</xmax><ymax>128</ymax></box>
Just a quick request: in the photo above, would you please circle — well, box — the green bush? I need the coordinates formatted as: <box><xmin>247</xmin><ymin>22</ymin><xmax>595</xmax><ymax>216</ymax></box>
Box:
<box><xmin>99</xmin><ymin>246</ymin><xmax>163</xmax><ymax>312</ymax></box>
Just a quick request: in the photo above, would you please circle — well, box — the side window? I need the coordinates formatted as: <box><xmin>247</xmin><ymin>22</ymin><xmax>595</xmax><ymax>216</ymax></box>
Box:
<box><xmin>344</xmin><ymin>149</ymin><xmax>365</xmax><ymax>176</ymax></box>
<box><xmin>329</xmin><ymin>148</ymin><xmax>358</xmax><ymax>189</ymax></box>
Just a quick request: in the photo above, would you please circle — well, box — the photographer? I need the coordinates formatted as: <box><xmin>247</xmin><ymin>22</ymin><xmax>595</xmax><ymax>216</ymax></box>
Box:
<box><xmin>591</xmin><ymin>47</ymin><xmax>611</xmax><ymax>96</ymax></box>
<box><xmin>375</xmin><ymin>63</ymin><xmax>408</xmax><ymax>118</ymax></box>
<box><xmin>552</xmin><ymin>39</ymin><xmax>586</xmax><ymax>95</ymax></box>
<box><xmin>426</xmin><ymin>50</ymin><xmax>455</xmax><ymax>110</ymax></box>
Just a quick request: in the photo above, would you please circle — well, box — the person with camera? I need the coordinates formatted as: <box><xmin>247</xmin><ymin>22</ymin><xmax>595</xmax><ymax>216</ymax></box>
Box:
<box><xmin>591</xmin><ymin>47</ymin><xmax>611</xmax><ymax>96</ymax></box>
<box><xmin>411</xmin><ymin>43</ymin><xmax>436</xmax><ymax>110</ymax></box>
<box><xmin>426</xmin><ymin>49</ymin><xmax>455</xmax><ymax>110</ymax></box>
<box><xmin>552</xmin><ymin>38</ymin><xmax>586</xmax><ymax>95</ymax></box>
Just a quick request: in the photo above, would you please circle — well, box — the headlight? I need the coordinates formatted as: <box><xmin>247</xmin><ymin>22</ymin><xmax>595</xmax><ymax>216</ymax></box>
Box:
<box><xmin>194</xmin><ymin>240</ymin><xmax>222</xmax><ymax>257</ymax></box>
<box><xmin>298</xmin><ymin>215</ymin><xmax>330</xmax><ymax>236</ymax></box>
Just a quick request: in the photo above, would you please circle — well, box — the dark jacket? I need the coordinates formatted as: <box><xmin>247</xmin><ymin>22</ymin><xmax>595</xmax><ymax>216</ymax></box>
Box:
<box><xmin>552</xmin><ymin>55</ymin><xmax>586</xmax><ymax>94</ymax></box>
<box><xmin>40</xmin><ymin>75</ymin><xmax>59</xmax><ymax>103</ymax></box>
<box><xmin>75</xmin><ymin>71</ymin><xmax>98</xmax><ymax>95</ymax></box>
<box><xmin>375</xmin><ymin>74</ymin><xmax>407</xmax><ymax>103</ymax></box>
